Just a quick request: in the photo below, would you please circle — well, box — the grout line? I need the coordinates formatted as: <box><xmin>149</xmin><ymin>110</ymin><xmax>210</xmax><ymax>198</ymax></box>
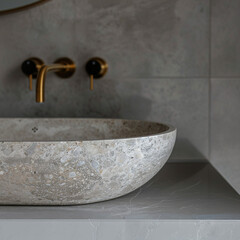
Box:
<box><xmin>112</xmin><ymin>76</ymin><xmax>240</xmax><ymax>79</ymax></box>
<box><xmin>208</xmin><ymin>0</ymin><xmax>212</xmax><ymax>161</ymax></box>
<box><xmin>112</xmin><ymin>77</ymin><xmax>240</xmax><ymax>81</ymax></box>
<box><xmin>115</xmin><ymin>76</ymin><xmax>210</xmax><ymax>79</ymax></box>
<box><xmin>209</xmin><ymin>76</ymin><xmax>240</xmax><ymax>79</ymax></box>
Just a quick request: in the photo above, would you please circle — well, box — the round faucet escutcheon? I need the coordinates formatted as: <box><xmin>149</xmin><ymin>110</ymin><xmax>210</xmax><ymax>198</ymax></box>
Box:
<box><xmin>21</xmin><ymin>57</ymin><xmax>44</xmax><ymax>78</ymax></box>
<box><xmin>21</xmin><ymin>57</ymin><xmax>44</xmax><ymax>90</ymax></box>
<box><xmin>85</xmin><ymin>57</ymin><xmax>108</xmax><ymax>90</ymax></box>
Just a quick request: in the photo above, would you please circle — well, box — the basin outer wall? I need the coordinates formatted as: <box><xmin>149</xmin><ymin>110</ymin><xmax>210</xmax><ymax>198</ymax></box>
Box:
<box><xmin>0</xmin><ymin>127</ymin><xmax>176</xmax><ymax>205</ymax></box>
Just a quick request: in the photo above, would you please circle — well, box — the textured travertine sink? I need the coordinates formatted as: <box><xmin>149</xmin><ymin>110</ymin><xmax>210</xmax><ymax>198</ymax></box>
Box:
<box><xmin>0</xmin><ymin>118</ymin><xmax>176</xmax><ymax>205</ymax></box>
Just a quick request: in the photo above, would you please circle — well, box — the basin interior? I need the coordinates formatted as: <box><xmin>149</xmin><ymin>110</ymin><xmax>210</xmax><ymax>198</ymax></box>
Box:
<box><xmin>0</xmin><ymin>118</ymin><xmax>170</xmax><ymax>142</ymax></box>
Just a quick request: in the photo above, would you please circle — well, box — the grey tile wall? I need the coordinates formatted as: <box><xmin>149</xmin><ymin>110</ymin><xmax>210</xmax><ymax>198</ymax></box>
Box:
<box><xmin>0</xmin><ymin>0</ymin><xmax>210</xmax><ymax>161</ymax></box>
<box><xmin>211</xmin><ymin>0</ymin><xmax>240</xmax><ymax>76</ymax></box>
<box><xmin>0</xmin><ymin>0</ymin><xmax>210</xmax><ymax>78</ymax></box>
<box><xmin>211</xmin><ymin>0</ymin><xmax>240</xmax><ymax>193</ymax></box>
<box><xmin>210</xmin><ymin>79</ymin><xmax>240</xmax><ymax>193</ymax></box>
<box><xmin>73</xmin><ymin>0</ymin><xmax>209</xmax><ymax>77</ymax></box>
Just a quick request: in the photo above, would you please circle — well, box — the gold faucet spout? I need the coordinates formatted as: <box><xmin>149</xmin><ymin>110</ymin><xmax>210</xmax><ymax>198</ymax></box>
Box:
<box><xmin>36</xmin><ymin>58</ymin><xmax>75</xmax><ymax>103</ymax></box>
<box><xmin>36</xmin><ymin>64</ymin><xmax>67</xmax><ymax>103</ymax></box>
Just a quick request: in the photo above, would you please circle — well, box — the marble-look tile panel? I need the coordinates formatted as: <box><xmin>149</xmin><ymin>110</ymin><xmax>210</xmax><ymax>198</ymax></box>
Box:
<box><xmin>210</xmin><ymin>78</ymin><xmax>240</xmax><ymax>194</ymax></box>
<box><xmin>74</xmin><ymin>0</ymin><xmax>209</xmax><ymax>77</ymax></box>
<box><xmin>211</xmin><ymin>0</ymin><xmax>240</xmax><ymax>76</ymax></box>
<box><xmin>0</xmin><ymin>0</ymin><xmax>209</xmax><ymax>162</ymax></box>
<box><xmin>0</xmin><ymin>0</ymin><xmax>209</xmax><ymax>80</ymax></box>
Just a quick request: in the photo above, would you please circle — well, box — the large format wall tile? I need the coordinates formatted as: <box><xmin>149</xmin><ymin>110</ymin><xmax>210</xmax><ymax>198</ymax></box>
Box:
<box><xmin>210</xmin><ymin>78</ymin><xmax>240</xmax><ymax>193</ymax></box>
<box><xmin>74</xmin><ymin>0</ymin><xmax>209</xmax><ymax>77</ymax></box>
<box><xmin>85</xmin><ymin>77</ymin><xmax>209</xmax><ymax>160</ymax></box>
<box><xmin>211</xmin><ymin>0</ymin><xmax>240</xmax><ymax>76</ymax></box>
<box><xmin>0</xmin><ymin>0</ymin><xmax>209</xmax><ymax>79</ymax></box>
<box><xmin>0</xmin><ymin>0</ymin><xmax>210</xmax><ymax>161</ymax></box>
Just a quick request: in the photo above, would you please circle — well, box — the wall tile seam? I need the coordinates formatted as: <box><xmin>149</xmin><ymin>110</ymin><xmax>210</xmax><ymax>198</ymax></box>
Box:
<box><xmin>112</xmin><ymin>76</ymin><xmax>210</xmax><ymax>80</ymax></box>
<box><xmin>208</xmin><ymin>0</ymin><xmax>212</xmax><ymax>161</ymax></box>
<box><xmin>209</xmin><ymin>76</ymin><xmax>240</xmax><ymax>79</ymax></box>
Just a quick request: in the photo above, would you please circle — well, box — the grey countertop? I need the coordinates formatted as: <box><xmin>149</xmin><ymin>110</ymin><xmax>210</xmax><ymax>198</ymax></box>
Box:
<box><xmin>0</xmin><ymin>163</ymin><xmax>239</xmax><ymax>220</ymax></box>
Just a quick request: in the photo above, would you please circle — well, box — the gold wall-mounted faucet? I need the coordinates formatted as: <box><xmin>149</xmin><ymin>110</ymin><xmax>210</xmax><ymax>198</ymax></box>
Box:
<box><xmin>36</xmin><ymin>57</ymin><xmax>75</xmax><ymax>103</ymax></box>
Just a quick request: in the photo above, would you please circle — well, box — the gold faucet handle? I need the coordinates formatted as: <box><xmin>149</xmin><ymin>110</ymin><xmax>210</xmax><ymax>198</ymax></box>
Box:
<box><xmin>90</xmin><ymin>74</ymin><xmax>94</xmax><ymax>90</ymax></box>
<box><xmin>21</xmin><ymin>57</ymin><xmax>44</xmax><ymax>91</ymax></box>
<box><xmin>85</xmin><ymin>57</ymin><xmax>108</xmax><ymax>91</ymax></box>
<box><xmin>29</xmin><ymin>74</ymin><xmax>33</xmax><ymax>91</ymax></box>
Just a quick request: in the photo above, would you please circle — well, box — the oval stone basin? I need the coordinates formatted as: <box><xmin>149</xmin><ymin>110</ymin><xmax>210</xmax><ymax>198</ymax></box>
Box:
<box><xmin>0</xmin><ymin>118</ymin><xmax>176</xmax><ymax>205</ymax></box>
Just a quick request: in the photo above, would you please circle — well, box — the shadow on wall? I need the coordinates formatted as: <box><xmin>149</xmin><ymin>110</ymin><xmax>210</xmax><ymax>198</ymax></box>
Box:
<box><xmin>84</xmin><ymin>79</ymin><xmax>152</xmax><ymax>119</ymax></box>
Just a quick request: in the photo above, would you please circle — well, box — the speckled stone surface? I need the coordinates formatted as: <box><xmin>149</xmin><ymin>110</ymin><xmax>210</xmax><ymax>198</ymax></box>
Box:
<box><xmin>0</xmin><ymin>118</ymin><xmax>176</xmax><ymax>205</ymax></box>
